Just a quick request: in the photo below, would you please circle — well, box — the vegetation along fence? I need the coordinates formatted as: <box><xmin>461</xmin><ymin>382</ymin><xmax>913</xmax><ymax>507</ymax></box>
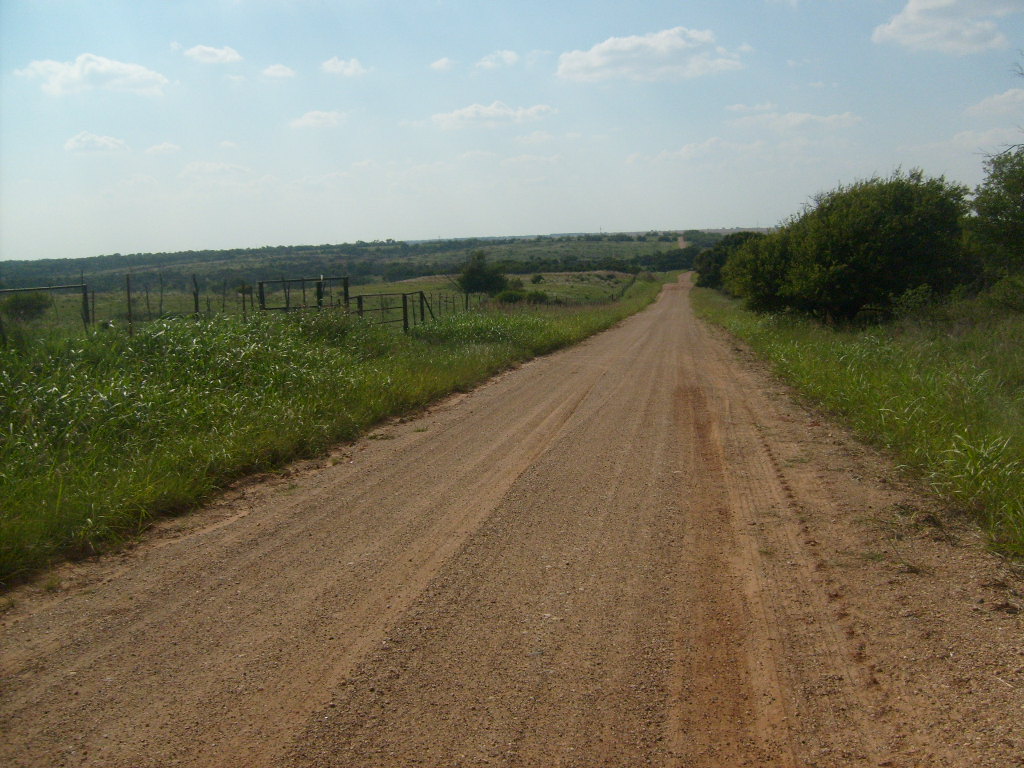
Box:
<box><xmin>0</xmin><ymin>274</ymin><xmax>483</xmax><ymax>343</ymax></box>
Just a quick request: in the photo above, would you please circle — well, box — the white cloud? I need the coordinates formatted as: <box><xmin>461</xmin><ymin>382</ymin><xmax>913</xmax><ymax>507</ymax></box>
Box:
<box><xmin>184</xmin><ymin>45</ymin><xmax>243</xmax><ymax>64</ymax></box>
<box><xmin>16</xmin><ymin>53</ymin><xmax>168</xmax><ymax>96</ymax></box>
<box><xmin>656</xmin><ymin>137</ymin><xmax>766</xmax><ymax>162</ymax></box>
<box><xmin>321</xmin><ymin>57</ymin><xmax>369</xmax><ymax>76</ymax></box>
<box><xmin>557</xmin><ymin>27</ymin><xmax>744</xmax><ymax>82</ymax></box>
<box><xmin>64</xmin><ymin>132</ymin><xmax>130</xmax><ymax>152</ymax></box>
<box><xmin>918</xmin><ymin>126</ymin><xmax>1023</xmax><ymax>153</ymax></box>
<box><xmin>179</xmin><ymin>161</ymin><xmax>255</xmax><ymax>185</ymax></box>
<box><xmin>872</xmin><ymin>0</ymin><xmax>1023</xmax><ymax>55</ymax></box>
<box><xmin>431</xmin><ymin>101</ymin><xmax>556</xmax><ymax>130</ymax></box>
<box><xmin>289</xmin><ymin>110</ymin><xmax>346</xmax><ymax>128</ymax></box>
<box><xmin>516</xmin><ymin>130</ymin><xmax>555</xmax><ymax>145</ymax></box>
<box><xmin>145</xmin><ymin>142</ymin><xmax>181</xmax><ymax>155</ymax></box>
<box><xmin>263</xmin><ymin>64</ymin><xmax>296</xmax><ymax>78</ymax></box>
<box><xmin>731</xmin><ymin>110</ymin><xmax>862</xmax><ymax>132</ymax></box>
<box><xmin>966</xmin><ymin>88</ymin><xmax>1024</xmax><ymax>117</ymax></box>
<box><xmin>500</xmin><ymin>154</ymin><xmax>562</xmax><ymax>167</ymax></box>
<box><xmin>476</xmin><ymin>50</ymin><xmax>519</xmax><ymax>69</ymax></box>
<box><xmin>726</xmin><ymin>102</ymin><xmax>777</xmax><ymax>113</ymax></box>
<box><xmin>430</xmin><ymin>57</ymin><xmax>456</xmax><ymax>72</ymax></box>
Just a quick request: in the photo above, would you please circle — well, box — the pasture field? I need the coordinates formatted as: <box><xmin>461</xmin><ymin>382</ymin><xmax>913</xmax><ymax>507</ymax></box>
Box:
<box><xmin>0</xmin><ymin>273</ymin><xmax>667</xmax><ymax>586</ymax></box>
<box><xmin>0</xmin><ymin>271</ymin><xmax>637</xmax><ymax>342</ymax></box>
<box><xmin>692</xmin><ymin>286</ymin><xmax>1024</xmax><ymax>557</ymax></box>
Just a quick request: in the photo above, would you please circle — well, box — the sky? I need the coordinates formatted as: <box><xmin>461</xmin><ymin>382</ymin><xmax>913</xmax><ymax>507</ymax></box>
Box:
<box><xmin>1</xmin><ymin>0</ymin><xmax>1022</xmax><ymax>261</ymax></box>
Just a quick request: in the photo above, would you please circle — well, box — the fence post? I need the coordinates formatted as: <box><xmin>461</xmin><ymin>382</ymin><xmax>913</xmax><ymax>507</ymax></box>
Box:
<box><xmin>257</xmin><ymin>281</ymin><xmax>266</xmax><ymax>311</ymax></box>
<box><xmin>316</xmin><ymin>280</ymin><xmax>324</xmax><ymax>309</ymax></box>
<box><xmin>192</xmin><ymin>275</ymin><xmax>200</xmax><ymax>315</ymax></box>
<box><xmin>126</xmin><ymin>274</ymin><xmax>134</xmax><ymax>336</ymax></box>
<box><xmin>81</xmin><ymin>283</ymin><xmax>90</xmax><ymax>327</ymax></box>
<box><xmin>343</xmin><ymin>277</ymin><xmax>350</xmax><ymax>311</ymax></box>
<box><xmin>357</xmin><ymin>294</ymin><xmax>364</xmax><ymax>317</ymax></box>
<box><xmin>402</xmin><ymin>293</ymin><xmax>409</xmax><ymax>332</ymax></box>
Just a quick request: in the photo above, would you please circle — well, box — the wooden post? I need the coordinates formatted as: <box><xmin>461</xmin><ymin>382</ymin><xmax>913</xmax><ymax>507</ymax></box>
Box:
<box><xmin>144</xmin><ymin>284</ymin><xmax>153</xmax><ymax>321</ymax></box>
<box><xmin>402</xmin><ymin>293</ymin><xmax>409</xmax><ymax>332</ymax></box>
<box><xmin>81</xmin><ymin>283</ymin><xmax>90</xmax><ymax>328</ymax></box>
<box><xmin>158</xmin><ymin>272</ymin><xmax>165</xmax><ymax>316</ymax></box>
<box><xmin>192</xmin><ymin>275</ymin><xmax>200</xmax><ymax>315</ymax></box>
<box><xmin>357</xmin><ymin>294</ymin><xmax>364</xmax><ymax>317</ymax></box>
<box><xmin>316</xmin><ymin>280</ymin><xmax>324</xmax><ymax>309</ymax></box>
<box><xmin>221</xmin><ymin>280</ymin><xmax>228</xmax><ymax>313</ymax></box>
<box><xmin>126</xmin><ymin>274</ymin><xmax>134</xmax><ymax>336</ymax></box>
<box><xmin>343</xmin><ymin>277</ymin><xmax>350</xmax><ymax>311</ymax></box>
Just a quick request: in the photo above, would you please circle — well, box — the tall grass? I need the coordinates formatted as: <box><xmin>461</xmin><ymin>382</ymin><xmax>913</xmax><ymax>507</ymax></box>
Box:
<box><xmin>692</xmin><ymin>288</ymin><xmax>1024</xmax><ymax>558</ymax></box>
<box><xmin>0</xmin><ymin>276</ymin><xmax>665</xmax><ymax>586</ymax></box>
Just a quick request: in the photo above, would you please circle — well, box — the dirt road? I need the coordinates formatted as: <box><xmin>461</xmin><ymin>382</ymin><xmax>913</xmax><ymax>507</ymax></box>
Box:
<box><xmin>2</xmin><ymin>278</ymin><xmax>1022</xmax><ymax>767</ymax></box>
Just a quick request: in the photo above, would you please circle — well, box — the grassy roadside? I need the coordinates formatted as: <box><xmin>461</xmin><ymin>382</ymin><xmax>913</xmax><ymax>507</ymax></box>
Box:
<box><xmin>691</xmin><ymin>287</ymin><xmax>1024</xmax><ymax>558</ymax></box>
<box><xmin>0</xmin><ymin>275</ymin><xmax>668</xmax><ymax>587</ymax></box>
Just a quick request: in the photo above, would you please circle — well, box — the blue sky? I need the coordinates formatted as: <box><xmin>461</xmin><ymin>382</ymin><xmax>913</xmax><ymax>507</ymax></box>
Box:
<box><xmin>1</xmin><ymin>0</ymin><xmax>1022</xmax><ymax>261</ymax></box>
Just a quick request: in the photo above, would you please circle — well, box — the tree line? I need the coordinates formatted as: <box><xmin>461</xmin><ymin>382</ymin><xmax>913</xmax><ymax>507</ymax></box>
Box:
<box><xmin>0</xmin><ymin>231</ymin><xmax>705</xmax><ymax>294</ymax></box>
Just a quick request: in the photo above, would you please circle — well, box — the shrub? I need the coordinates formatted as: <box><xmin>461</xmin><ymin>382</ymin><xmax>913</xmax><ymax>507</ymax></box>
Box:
<box><xmin>694</xmin><ymin>231</ymin><xmax>764</xmax><ymax>289</ymax></box>
<box><xmin>457</xmin><ymin>251</ymin><xmax>508</xmax><ymax>295</ymax></box>
<box><xmin>784</xmin><ymin>170</ymin><xmax>969</xmax><ymax>321</ymax></box>
<box><xmin>722</xmin><ymin>229</ymin><xmax>791</xmax><ymax>311</ymax></box>
<box><xmin>1</xmin><ymin>292</ymin><xmax>51</xmax><ymax>322</ymax></box>
<box><xmin>722</xmin><ymin>170</ymin><xmax>972</xmax><ymax>321</ymax></box>
<box><xmin>971</xmin><ymin>147</ymin><xmax>1024</xmax><ymax>279</ymax></box>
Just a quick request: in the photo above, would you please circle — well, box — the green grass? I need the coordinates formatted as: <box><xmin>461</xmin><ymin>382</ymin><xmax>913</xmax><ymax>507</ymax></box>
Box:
<box><xmin>691</xmin><ymin>287</ymin><xmax>1024</xmax><ymax>558</ymax></box>
<box><xmin>0</xmin><ymin>275</ymin><xmax>666</xmax><ymax>586</ymax></box>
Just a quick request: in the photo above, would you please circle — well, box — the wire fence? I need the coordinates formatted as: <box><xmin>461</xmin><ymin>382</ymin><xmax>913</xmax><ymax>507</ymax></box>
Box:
<box><xmin>0</xmin><ymin>273</ymin><xmax>484</xmax><ymax>344</ymax></box>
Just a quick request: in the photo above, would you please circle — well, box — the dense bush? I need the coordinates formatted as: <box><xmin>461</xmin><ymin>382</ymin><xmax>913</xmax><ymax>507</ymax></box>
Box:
<box><xmin>722</xmin><ymin>171</ymin><xmax>971</xmax><ymax>321</ymax></box>
<box><xmin>457</xmin><ymin>250</ymin><xmax>508</xmax><ymax>295</ymax></box>
<box><xmin>694</xmin><ymin>231</ymin><xmax>764</xmax><ymax>289</ymax></box>
<box><xmin>721</xmin><ymin>230</ymin><xmax>791</xmax><ymax>311</ymax></box>
<box><xmin>970</xmin><ymin>147</ymin><xmax>1024</xmax><ymax>280</ymax></box>
<box><xmin>1</xmin><ymin>292</ymin><xmax>51</xmax><ymax>321</ymax></box>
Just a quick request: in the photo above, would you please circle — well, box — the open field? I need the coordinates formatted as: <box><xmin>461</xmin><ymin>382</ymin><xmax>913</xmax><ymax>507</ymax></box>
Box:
<box><xmin>2</xmin><ymin>276</ymin><xmax>1020</xmax><ymax>767</ymax></box>
<box><xmin>0</xmin><ymin>271</ymin><xmax>638</xmax><ymax>340</ymax></box>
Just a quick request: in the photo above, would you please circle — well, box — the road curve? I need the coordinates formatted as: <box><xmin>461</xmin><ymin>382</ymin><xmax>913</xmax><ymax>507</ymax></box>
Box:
<box><xmin>2</xmin><ymin>277</ymin><xmax>1021</xmax><ymax>767</ymax></box>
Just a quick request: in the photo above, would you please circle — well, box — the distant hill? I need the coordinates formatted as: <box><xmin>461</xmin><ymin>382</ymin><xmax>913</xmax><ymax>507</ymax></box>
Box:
<box><xmin>0</xmin><ymin>231</ymin><xmax>722</xmax><ymax>292</ymax></box>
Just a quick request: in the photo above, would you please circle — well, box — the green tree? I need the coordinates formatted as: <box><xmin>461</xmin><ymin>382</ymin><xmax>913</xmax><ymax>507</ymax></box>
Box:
<box><xmin>694</xmin><ymin>231</ymin><xmax>764</xmax><ymax>289</ymax></box>
<box><xmin>971</xmin><ymin>147</ymin><xmax>1024</xmax><ymax>277</ymax></box>
<box><xmin>721</xmin><ymin>229</ymin><xmax>792</xmax><ymax>311</ymax></box>
<box><xmin>457</xmin><ymin>251</ymin><xmax>508</xmax><ymax>295</ymax></box>
<box><xmin>780</xmin><ymin>171</ymin><xmax>969</xmax><ymax>321</ymax></box>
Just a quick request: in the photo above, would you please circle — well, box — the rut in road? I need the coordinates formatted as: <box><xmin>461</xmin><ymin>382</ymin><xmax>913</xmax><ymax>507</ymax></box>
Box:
<box><xmin>2</xmin><ymin>278</ymin><xmax>1021</xmax><ymax>767</ymax></box>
